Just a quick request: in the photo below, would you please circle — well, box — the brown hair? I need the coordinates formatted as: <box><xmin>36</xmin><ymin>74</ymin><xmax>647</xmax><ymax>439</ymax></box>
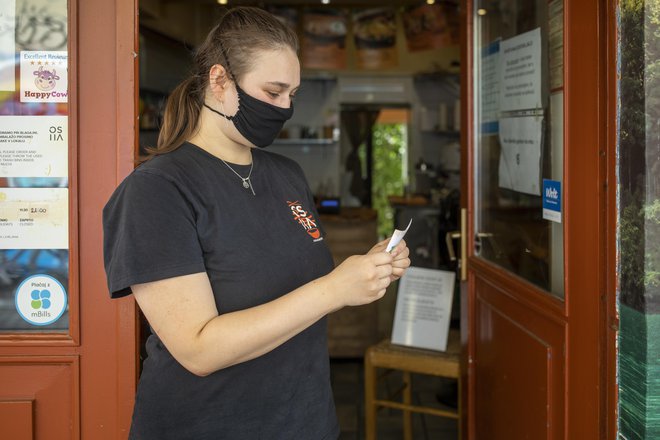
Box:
<box><xmin>145</xmin><ymin>7</ymin><xmax>299</xmax><ymax>159</ymax></box>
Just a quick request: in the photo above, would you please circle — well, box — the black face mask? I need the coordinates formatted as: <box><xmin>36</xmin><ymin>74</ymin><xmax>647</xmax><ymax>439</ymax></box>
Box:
<box><xmin>204</xmin><ymin>82</ymin><xmax>293</xmax><ymax>148</ymax></box>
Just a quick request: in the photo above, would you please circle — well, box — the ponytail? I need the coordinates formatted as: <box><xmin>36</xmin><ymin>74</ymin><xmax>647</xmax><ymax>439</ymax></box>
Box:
<box><xmin>142</xmin><ymin>76</ymin><xmax>202</xmax><ymax>160</ymax></box>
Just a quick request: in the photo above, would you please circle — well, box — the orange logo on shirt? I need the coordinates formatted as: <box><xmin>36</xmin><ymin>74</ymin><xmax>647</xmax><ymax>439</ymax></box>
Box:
<box><xmin>287</xmin><ymin>201</ymin><xmax>322</xmax><ymax>241</ymax></box>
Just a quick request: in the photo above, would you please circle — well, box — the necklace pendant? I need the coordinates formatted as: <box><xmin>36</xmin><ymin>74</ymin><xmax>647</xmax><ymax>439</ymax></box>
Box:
<box><xmin>242</xmin><ymin>179</ymin><xmax>250</xmax><ymax>189</ymax></box>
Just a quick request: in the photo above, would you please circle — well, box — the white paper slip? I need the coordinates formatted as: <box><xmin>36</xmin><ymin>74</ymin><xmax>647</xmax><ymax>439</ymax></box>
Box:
<box><xmin>386</xmin><ymin>219</ymin><xmax>412</xmax><ymax>253</ymax></box>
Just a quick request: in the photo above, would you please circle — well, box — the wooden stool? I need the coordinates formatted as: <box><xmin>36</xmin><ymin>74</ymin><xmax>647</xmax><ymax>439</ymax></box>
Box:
<box><xmin>364</xmin><ymin>329</ymin><xmax>461</xmax><ymax>440</ymax></box>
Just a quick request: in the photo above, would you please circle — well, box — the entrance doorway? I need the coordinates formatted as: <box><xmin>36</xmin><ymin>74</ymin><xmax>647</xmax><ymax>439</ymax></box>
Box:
<box><xmin>0</xmin><ymin>1</ymin><xmax>618</xmax><ymax>438</ymax></box>
<box><xmin>460</xmin><ymin>0</ymin><xmax>616</xmax><ymax>438</ymax></box>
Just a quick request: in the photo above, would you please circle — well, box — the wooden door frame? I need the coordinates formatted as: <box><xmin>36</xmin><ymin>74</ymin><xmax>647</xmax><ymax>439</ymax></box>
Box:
<box><xmin>77</xmin><ymin>0</ymin><xmax>139</xmax><ymax>437</ymax></box>
<box><xmin>0</xmin><ymin>0</ymin><xmax>139</xmax><ymax>438</ymax></box>
<box><xmin>459</xmin><ymin>0</ymin><xmax>618</xmax><ymax>438</ymax></box>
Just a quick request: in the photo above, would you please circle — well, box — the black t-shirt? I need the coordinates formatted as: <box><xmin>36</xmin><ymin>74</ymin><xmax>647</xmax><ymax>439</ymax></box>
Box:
<box><xmin>103</xmin><ymin>142</ymin><xmax>339</xmax><ymax>440</ymax></box>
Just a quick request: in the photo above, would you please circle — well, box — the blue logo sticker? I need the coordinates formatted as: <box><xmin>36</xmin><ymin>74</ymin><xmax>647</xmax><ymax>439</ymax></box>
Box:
<box><xmin>542</xmin><ymin>179</ymin><xmax>562</xmax><ymax>223</ymax></box>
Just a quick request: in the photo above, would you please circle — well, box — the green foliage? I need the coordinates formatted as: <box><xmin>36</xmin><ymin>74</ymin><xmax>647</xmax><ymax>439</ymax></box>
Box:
<box><xmin>621</xmin><ymin>190</ymin><xmax>649</xmax><ymax>310</ymax></box>
<box><xmin>372</xmin><ymin>123</ymin><xmax>406</xmax><ymax>239</ymax></box>
<box><xmin>619</xmin><ymin>0</ymin><xmax>660</xmax><ymax>312</ymax></box>
<box><xmin>643</xmin><ymin>199</ymin><xmax>660</xmax><ymax>290</ymax></box>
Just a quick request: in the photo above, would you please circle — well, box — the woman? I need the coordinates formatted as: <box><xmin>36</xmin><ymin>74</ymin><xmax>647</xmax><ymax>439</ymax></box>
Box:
<box><xmin>103</xmin><ymin>7</ymin><xmax>410</xmax><ymax>439</ymax></box>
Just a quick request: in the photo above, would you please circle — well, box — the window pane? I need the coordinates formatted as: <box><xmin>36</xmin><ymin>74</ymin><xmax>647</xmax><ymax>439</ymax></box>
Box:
<box><xmin>473</xmin><ymin>0</ymin><xmax>564</xmax><ymax>297</ymax></box>
<box><xmin>0</xmin><ymin>0</ymin><xmax>70</xmax><ymax>332</ymax></box>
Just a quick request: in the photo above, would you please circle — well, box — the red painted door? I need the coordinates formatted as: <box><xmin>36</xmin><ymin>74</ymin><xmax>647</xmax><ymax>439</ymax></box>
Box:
<box><xmin>0</xmin><ymin>0</ymin><xmax>138</xmax><ymax>438</ymax></box>
<box><xmin>459</xmin><ymin>0</ymin><xmax>616</xmax><ymax>439</ymax></box>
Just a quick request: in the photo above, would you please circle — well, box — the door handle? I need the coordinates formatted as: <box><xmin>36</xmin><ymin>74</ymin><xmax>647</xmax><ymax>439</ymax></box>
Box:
<box><xmin>445</xmin><ymin>208</ymin><xmax>467</xmax><ymax>281</ymax></box>
<box><xmin>446</xmin><ymin>231</ymin><xmax>461</xmax><ymax>261</ymax></box>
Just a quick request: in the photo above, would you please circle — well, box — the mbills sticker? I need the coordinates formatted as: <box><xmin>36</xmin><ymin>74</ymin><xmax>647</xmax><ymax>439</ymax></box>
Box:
<box><xmin>287</xmin><ymin>200</ymin><xmax>323</xmax><ymax>242</ymax></box>
<box><xmin>20</xmin><ymin>51</ymin><xmax>68</xmax><ymax>103</ymax></box>
<box><xmin>15</xmin><ymin>274</ymin><xmax>67</xmax><ymax>326</ymax></box>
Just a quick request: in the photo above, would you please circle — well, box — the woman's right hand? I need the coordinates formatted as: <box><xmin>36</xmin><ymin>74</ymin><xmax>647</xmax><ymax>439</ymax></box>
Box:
<box><xmin>323</xmin><ymin>252</ymin><xmax>394</xmax><ymax>309</ymax></box>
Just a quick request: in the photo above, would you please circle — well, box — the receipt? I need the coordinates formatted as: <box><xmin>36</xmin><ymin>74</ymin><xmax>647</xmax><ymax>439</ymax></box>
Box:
<box><xmin>385</xmin><ymin>219</ymin><xmax>412</xmax><ymax>253</ymax></box>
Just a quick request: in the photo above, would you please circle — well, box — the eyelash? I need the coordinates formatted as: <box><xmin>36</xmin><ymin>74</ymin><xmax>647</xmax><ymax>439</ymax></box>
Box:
<box><xmin>267</xmin><ymin>91</ymin><xmax>296</xmax><ymax>100</ymax></box>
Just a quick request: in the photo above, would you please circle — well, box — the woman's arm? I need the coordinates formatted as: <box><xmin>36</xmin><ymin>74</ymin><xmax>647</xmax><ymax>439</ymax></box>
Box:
<box><xmin>132</xmin><ymin>248</ymin><xmax>404</xmax><ymax>377</ymax></box>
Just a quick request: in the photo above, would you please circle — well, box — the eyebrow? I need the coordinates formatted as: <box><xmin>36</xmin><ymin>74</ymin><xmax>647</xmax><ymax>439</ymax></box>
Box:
<box><xmin>266</xmin><ymin>81</ymin><xmax>300</xmax><ymax>92</ymax></box>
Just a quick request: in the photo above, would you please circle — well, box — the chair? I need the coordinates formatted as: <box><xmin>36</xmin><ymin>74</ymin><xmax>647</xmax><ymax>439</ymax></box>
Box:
<box><xmin>364</xmin><ymin>329</ymin><xmax>461</xmax><ymax>440</ymax></box>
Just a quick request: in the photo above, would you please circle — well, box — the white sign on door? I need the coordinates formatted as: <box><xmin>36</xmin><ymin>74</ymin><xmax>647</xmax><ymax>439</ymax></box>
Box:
<box><xmin>498</xmin><ymin>115</ymin><xmax>544</xmax><ymax>196</ymax></box>
<box><xmin>500</xmin><ymin>28</ymin><xmax>542</xmax><ymax>112</ymax></box>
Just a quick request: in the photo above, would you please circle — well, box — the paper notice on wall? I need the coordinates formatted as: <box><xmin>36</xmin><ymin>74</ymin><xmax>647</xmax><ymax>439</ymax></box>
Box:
<box><xmin>500</xmin><ymin>28</ymin><xmax>542</xmax><ymax>111</ymax></box>
<box><xmin>498</xmin><ymin>116</ymin><xmax>544</xmax><ymax>195</ymax></box>
<box><xmin>0</xmin><ymin>188</ymin><xmax>69</xmax><ymax>249</ymax></box>
<box><xmin>0</xmin><ymin>0</ymin><xmax>16</xmax><ymax>91</ymax></box>
<box><xmin>0</xmin><ymin>116</ymin><xmax>68</xmax><ymax>178</ymax></box>
<box><xmin>391</xmin><ymin>267</ymin><xmax>455</xmax><ymax>352</ymax></box>
<box><xmin>20</xmin><ymin>51</ymin><xmax>68</xmax><ymax>102</ymax></box>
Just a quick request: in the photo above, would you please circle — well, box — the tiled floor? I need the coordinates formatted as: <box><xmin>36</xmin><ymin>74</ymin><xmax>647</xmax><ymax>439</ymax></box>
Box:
<box><xmin>330</xmin><ymin>358</ymin><xmax>459</xmax><ymax>440</ymax></box>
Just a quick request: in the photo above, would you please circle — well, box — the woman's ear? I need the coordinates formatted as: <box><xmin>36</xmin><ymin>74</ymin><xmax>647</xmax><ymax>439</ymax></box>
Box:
<box><xmin>208</xmin><ymin>64</ymin><xmax>229</xmax><ymax>100</ymax></box>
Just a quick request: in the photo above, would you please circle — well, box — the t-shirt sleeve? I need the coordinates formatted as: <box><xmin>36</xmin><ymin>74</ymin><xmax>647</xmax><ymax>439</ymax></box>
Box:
<box><xmin>102</xmin><ymin>170</ymin><xmax>206</xmax><ymax>298</ymax></box>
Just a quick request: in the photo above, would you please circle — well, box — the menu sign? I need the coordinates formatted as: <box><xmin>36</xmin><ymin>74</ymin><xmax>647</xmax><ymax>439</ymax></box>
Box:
<box><xmin>301</xmin><ymin>9</ymin><xmax>347</xmax><ymax>70</ymax></box>
<box><xmin>353</xmin><ymin>8</ymin><xmax>398</xmax><ymax>69</ymax></box>
<box><xmin>402</xmin><ymin>3</ymin><xmax>459</xmax><ymax>52</ymax></box>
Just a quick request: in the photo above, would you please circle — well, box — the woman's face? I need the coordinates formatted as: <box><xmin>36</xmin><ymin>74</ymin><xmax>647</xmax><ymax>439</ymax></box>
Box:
<box><xmin>213</xmin><ymin>47</ymin><xmax>300</xmax><ymax>147</ymax></box>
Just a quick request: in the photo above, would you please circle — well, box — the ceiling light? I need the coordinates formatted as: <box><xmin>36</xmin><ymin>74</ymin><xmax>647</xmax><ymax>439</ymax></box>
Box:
<box><xmin>477</xmin><ymin>8</ymin><xmax>487</xmax><ymax>16</ymax></box>
<box><xmin>321</xmin><ymin>0</ymin><xmax>330</xmax><ymax>4</ymax></box>
<box><xmin>217</xmin><ymin>0</ymin><xmax>228</xmax><ymax>4</ymax></box>
<box><xmin>426</xmin><ymin>0</ymin><xmax>436</xmax><ymax>4</ymax></box>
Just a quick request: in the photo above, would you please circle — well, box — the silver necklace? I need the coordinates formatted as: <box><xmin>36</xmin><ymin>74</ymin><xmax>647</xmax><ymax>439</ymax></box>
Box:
<box><xmin>219</xmin><ymin>157</ymin><xmax>255</xmax><ymax>196</ymax></box>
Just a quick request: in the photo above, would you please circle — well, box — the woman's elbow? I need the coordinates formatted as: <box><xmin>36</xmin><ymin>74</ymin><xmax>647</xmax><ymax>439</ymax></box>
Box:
<box><xmin>178</xmin><ymin>356</ymin><xmax>215</xmax><ymax>377</ymax></box>
<box><xmin>175</xmin><ymin>349</ymin><xmax>234</xmax><ymax>377</ymax></box>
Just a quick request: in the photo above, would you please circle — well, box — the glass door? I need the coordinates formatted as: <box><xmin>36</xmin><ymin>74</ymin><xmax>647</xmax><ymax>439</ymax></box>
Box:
<box><xmin>473</xmin><ymin>0</ymin><xmax>565</xmax><ymax>298</ymax></box>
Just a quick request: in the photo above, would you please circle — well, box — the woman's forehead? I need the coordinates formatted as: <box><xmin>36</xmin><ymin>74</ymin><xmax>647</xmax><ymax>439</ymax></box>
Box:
<box><xmin>244</xmin><ymin>48</ymin><xmax>300</xmax><ymax>85</ymax></box>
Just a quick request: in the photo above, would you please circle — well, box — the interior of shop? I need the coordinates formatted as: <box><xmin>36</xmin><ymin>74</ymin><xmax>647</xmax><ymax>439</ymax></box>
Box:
<box><xmin>137</xmin><ymin>0</ymin><xmax>461</xmax><ymax>437</ymax></box>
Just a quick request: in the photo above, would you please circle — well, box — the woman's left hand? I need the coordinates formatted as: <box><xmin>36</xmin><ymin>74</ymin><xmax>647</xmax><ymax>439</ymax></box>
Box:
<box><xmin>368</xmin><ymin>238</ymin><xmax>411</xmax><ymax>282</ymax></box>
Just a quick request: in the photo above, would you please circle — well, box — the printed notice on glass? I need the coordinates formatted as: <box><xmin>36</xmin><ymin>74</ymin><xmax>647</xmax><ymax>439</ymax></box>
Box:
<box><xmin>20</xmin><ymin>51</ymin><xmax>68</xmax><ymax>102</ymax></box>
<box><xmin>498</xmin><ymin>116</ymin><xmax>544</xmax><ymax>195</ymax></box>
<box><xmin>500</xmin><ymin>28</ymin><xmax>542</xmax><ymax>112</ymax></box>
<box><xmin>0</xmin><ymin>188</ymin><xmax>68</xmax><ymax>249</ymax></box>
<box><xmin>0</xmin><ymin>116</ymin><xmax>68</xmax><ymax>178</ymax></box>
<box><xmin>391</xmin><ymin>267</ymin><xmax>455</xmax><ymax>352</ymax></box>
<box><xmin>480</xmin><ymin>39</ymin><xmax>501</xmax><ymax>135</ymax></box>
<box><xmin>0</xmin><ymin>0</ymin><xmax>16</xmax><ymax>91</ymax></box>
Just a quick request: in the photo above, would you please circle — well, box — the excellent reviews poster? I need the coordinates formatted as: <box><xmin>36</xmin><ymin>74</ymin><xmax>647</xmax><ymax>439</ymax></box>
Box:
<box><xmin>20</xmin><ymin>51</ymin><xmax>68</xmax><ymax>103</ymax></box>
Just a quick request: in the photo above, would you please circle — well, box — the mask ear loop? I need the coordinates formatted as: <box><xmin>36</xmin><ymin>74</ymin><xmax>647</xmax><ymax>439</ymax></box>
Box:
<box><xmin>219</xmin><ymin>42</ymin><xmax>240</xmax><ymax>106</ymax></box>
<box><xmin>204</xmin><ymin>70</ymin><xmax>235</xmax><ymax>121</ymax></box>
<box><xmin>203</xmin><ymin>42</ymin><xmax>240</xmax><ymax>120</ymax></box>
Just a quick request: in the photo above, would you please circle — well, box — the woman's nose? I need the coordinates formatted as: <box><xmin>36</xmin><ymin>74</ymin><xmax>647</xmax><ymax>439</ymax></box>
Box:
<box><xmin>277</xmin><ymin>96</ymin><xmax>292</xmax><ymax>108</ymax></box>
